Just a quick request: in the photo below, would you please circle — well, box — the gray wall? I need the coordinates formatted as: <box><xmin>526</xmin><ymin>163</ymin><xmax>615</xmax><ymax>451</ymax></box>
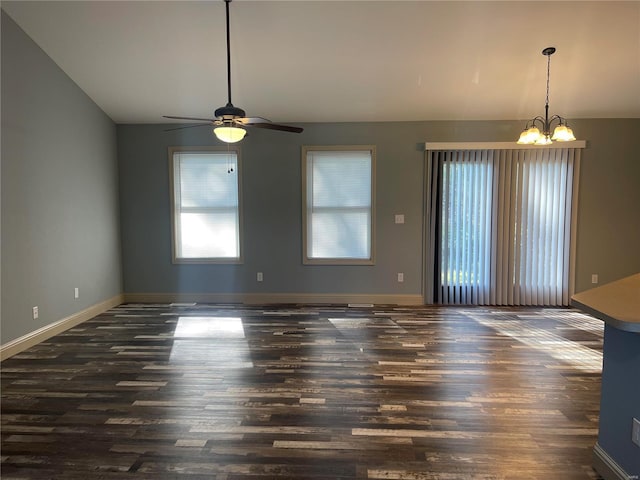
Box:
<box><xmin>571</xmin><ymin>119</ymin><xmax>640</xmax><ymax>292</ymax></box>
<box><xmin>118</xmin><ymin>123</ymin><xmax>425</xmax><ymax>297</ymax></box>
<box><xmin>117</xmin><ymin>118</ymin><xmax>640</xmax><ymax>298</ymax></box>
<box><xmin>1</xmin><ymin>11</ymin><xmax>122</xmax><ymax>344</ymax></box>
<box><xmin>598</xmin><ymin>324</ymin><xmax>640</xmax><ymax>477</ymax></box>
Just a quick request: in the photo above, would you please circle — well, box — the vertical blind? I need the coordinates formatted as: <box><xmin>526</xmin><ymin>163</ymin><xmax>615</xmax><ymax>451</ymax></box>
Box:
<box><xmin>426</xmin><ymin>145</ymin><xmax>582</xmax><ymax>306</ymax></box>
<box><xmin>438</xmin><ymin>150</ymin><xmax>494</xmax><ymax>304</ymax></box>
<box><xmin>305</xmin><ymin>149</ymin><xmax>373</xmax><ymax>260</ymax></box>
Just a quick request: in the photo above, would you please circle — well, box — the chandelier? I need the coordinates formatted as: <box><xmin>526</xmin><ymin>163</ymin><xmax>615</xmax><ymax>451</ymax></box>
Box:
<box><xmin>517</xmin><ymin>47</ymin><xmax>576</xmax><ymax>145</ymax></box>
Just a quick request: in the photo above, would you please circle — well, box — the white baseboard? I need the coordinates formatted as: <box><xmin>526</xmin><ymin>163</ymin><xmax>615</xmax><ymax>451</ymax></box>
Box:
<box><xmin>1</xmin><ymin>293</ymin><xmax>421</xmax><ymax>361</ymax></box>
<box><xmin>0</xmin><ymin>294</ymin><xmax>124</xmax><ymax>361</ymax></box>
<box><xmin>593</xmin><ymin>442</ymin><xmax>637</xmax><ymax>480</ymax></box>
<box><xmin>123</xmin><ymin>292</ymin><xmax>423</xmax><ymax>306</ymax></box>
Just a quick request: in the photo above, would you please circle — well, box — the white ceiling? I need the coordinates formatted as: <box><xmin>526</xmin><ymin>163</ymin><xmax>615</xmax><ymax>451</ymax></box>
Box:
<box><xmin>3</xmin><ymin>1</ymin><xmax>639</xmax><ymax>124</ymax></box>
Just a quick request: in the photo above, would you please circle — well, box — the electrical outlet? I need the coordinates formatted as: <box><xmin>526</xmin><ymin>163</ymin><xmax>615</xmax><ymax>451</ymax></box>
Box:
<box><xmin>632</xmin><ymin>418</ymin><xmax>640</xmax><ymax>448</ymax></box>
<box><xmin>591</xmin><ymin>274</ymin><xmax>599</xmax><ymax>284</ymax></box>
<box><xmin>397</xmin><ymin>273</ymin><xmax>404</xmax><ymax>283</ymax></box>
<box><xmin>257</xmin><ymin>272</ymin><xmax>263</xmax><ymax>282</ymax></box>
<box><xmin>32</xmin><ymin>306</ymin><xmax>39</xmax><ymax>320</ymax></box>
<box><xmin>74</xmin><ymin>287</ymin><xmax>79</xmax><ymax>299</ymax></box>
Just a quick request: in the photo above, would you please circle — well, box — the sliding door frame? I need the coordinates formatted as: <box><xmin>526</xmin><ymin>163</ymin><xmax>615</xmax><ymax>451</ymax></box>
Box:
<box><xmin>422</xmin><ymin>141</ymin><xmax>585</xmax><ymax>305</ymax></box>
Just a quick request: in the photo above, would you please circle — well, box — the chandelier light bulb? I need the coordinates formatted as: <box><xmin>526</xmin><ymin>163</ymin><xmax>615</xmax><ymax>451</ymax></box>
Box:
<box><xmin>517</xmin><ymin>130</ymin><xmax>530</xmax><ymax>144</ymax></box>
<box><xmin>565</xmin><ymin>127</ymin><xmax>576</xmax><ymax>141</ymax></box>
<box><xmin>534</xmin><ymin>134</ymin><xmax>552</xmax><ymax>146</ymax></box>
<box><xmin>517</xmin><ymin>126</ymin><xmax>543</xmax><ymax>144</ymax></box>
<box><xmin>527</xmin><ymin>126</ymin><xmax>542</xmax><ymax>143</ymax></box>
<box><xmin>552</xmin><ymin>124</ymin><xmax>576</xmax><ymax>142</ymax></box>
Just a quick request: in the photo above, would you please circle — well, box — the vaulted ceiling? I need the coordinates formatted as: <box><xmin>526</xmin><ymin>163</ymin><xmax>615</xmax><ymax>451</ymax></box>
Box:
<box><xmin>3</xmin><ymin>1</ymin><xmax>639</xmax><ymax>124</ymax></box>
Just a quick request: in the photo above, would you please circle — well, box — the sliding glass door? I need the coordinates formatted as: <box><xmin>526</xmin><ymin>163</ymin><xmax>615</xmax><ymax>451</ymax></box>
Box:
<box><xmin>425</xmin><ymin>143</ymin><xmax>582</xmax><ymax>306</ymax></box>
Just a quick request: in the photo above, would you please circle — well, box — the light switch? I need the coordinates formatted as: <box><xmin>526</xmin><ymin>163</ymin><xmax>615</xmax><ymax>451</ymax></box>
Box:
<box><xmin>395</xmin><ymin>214</ymin><xmax>405</xmax><ymax>224</ymax></box>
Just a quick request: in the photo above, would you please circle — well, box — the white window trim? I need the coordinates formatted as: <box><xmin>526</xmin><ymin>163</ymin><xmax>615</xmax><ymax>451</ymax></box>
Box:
<box><xmin>169</xmin><ymin>146</ymin><xmax>243</xmax><ymax>264</ymax></box>
<box><xmin>301</xmin><ymin>145</ymin><xmax>376</xmax><ymax>266</ymax></box>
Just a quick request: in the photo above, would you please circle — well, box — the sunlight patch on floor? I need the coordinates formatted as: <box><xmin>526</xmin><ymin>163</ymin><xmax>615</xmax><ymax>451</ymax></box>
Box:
<box><xmin>469</xmin><ymin>312</ymin><xmax>603</xmax><ymax>373</ymax></box>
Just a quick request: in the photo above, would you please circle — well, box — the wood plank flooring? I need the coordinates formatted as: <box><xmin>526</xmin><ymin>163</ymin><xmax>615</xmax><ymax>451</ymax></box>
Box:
<box><xmin>1</xmin><ymin>304</ymin><xmax>604</xmax><ymax>479</ymax></box>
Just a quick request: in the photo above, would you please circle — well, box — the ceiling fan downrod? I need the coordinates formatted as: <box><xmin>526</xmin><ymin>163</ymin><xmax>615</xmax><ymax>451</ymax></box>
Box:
<box><xmin>215</xmin><ymin>0</ymin><xmax>245</xmax><ymax>119</ymax></box>
<box><xmin>225</xmin><ymin>0</ymin><xmax>232</xmax><ymax>107</ymax></box>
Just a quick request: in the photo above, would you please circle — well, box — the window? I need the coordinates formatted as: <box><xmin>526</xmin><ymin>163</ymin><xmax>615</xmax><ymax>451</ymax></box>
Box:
<box><xmin>425</xmin><ymin>142</ymin><xmax>584</xmax><ymax>306</ymax></box>
<box><xmin>302</xmin><ymin>146</ymin><xmax>375</xmax><ymax>264</ymax></box>
<box><xmin>170</xmin><ymin>147</ymin><xmax>242</xmax><ymax>263</ymax></box>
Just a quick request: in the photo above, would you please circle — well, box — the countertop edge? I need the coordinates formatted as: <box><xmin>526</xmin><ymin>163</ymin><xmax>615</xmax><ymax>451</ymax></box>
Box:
<box><xmin>570</xmin><ymin>298</ymin><xmax>640</xmax><ymax>333</ymax></box>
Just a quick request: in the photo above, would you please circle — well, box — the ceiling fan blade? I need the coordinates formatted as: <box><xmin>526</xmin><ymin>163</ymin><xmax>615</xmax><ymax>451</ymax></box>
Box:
<box><xmin>235</xmin><ymin>116</ymin><xmax>271</xmax><ymax>125</ymax></box>
<box><xmin>163</xmin><ymin>115</ymin><xmax>215</xmax><ymax>122</ymax></box>
<box><xmin>246</xmin><ymin>122</ymin><xmax>304</xmax><ymax>134</ymax></box>
<box><xmin>237</xmin><ymin>117</ymin><xmax>303</xmax><ymax>133</ymax></box>
<box><xmin>164</xmin><ymin>123</ymin><xmax>212</xmax><ymax>132</ymax></box>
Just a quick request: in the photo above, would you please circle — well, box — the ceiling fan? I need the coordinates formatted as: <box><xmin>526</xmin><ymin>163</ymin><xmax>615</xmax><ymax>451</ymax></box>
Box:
<box><xmin>163</xmin><ymin>0</ymin><xmax>303</xmax><ymax>143</ymax></box>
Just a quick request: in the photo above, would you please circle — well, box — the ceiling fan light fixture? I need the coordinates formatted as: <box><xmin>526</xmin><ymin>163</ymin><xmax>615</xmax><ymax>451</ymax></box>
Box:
<box><xmin>214</xmin><ymin>126</ymin><xmax>246</xmax><ymax>143</ymax></box>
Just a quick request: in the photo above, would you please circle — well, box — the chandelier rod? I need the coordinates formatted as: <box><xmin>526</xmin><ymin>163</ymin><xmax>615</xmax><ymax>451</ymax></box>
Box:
<box><xmin>543</xmin><ymin>46</ymin><xmax>555</xmax><ymax>134</ymax></box>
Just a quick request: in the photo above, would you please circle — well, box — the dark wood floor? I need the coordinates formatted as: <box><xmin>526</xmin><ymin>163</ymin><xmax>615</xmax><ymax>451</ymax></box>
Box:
<box><xmin>2</xmin><ymin>304</ymin><xmax>605</xmax><ymax>479</ymax></box>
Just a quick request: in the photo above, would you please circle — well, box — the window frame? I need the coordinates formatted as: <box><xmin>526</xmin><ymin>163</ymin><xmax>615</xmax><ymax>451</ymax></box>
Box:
<box><xmin>169</xmin><ymin>146</ymin><xmax>243</xmax><ymax>264</ymax></box>
<box><xmin>301</xmin><ymin>145</ymin><xmax>376</xmax><ymax>266</ymax></box>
